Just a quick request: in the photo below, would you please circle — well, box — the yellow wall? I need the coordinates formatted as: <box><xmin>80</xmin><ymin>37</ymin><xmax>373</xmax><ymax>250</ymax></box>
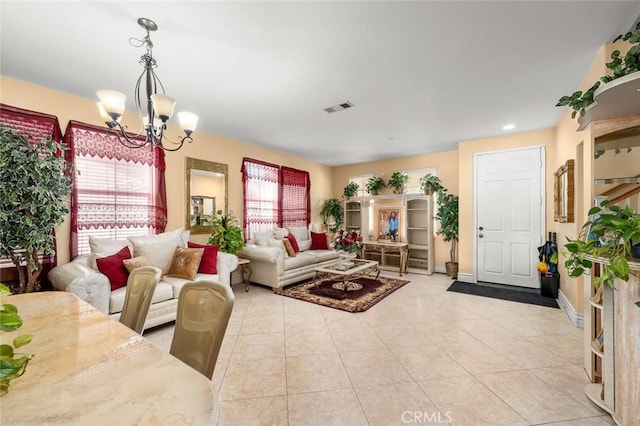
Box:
<box><xmin>0</xmin><ymin>76</ymin><xmax>333</xmax><ymax>263</ymax></box>
<box><xmin>332</xmin><ymin>150</ymin><xmax>458</xmax><ymax>269</ymax></box>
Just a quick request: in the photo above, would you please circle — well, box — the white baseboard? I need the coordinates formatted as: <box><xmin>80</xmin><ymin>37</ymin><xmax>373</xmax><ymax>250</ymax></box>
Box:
<box><xmin>557</xmin><ymin>289</ymin><xmax>584</xmax><ymax>328</ymax></box>
<box><xmin>456</xmin><ymin>273</ymin><xmax>474</xmax><ymax>283</ymax></box>
<box><xmin>434</xmin><ymin>264</ymin><xmax>446</xmax><ymax>274</ymax></box>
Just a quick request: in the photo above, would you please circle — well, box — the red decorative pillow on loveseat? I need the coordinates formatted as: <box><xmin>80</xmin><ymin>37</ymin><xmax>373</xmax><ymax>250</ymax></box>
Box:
<box><xmin>286</xmin><ymin>233</ymin><xmax>300</xmax><ymax>253</ymax></box>
<box><xmin>95</xmin><ymin>246</ymin><xmax>132</xmax><ymax>291</ymax></box>
<box><xmin>310</xmin><ymin>231</ymin><xmax>329</xmax><ymax>250</ymax></box>
<box><xmin>187</xmin><ymin>241</ymin><xmax>219</xmax><ymax>274</ymax></box>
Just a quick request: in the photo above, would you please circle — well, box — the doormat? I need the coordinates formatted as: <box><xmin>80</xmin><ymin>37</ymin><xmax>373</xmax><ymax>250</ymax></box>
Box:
<box><xmin>274</xmin><ymin>276</ymin><xmax>410</xmax><ymax>313</ymax></box>
<box><xmin>446</xmin><ymin>281</ymin><xmax>559</xmax><ymax>308</ymax></box>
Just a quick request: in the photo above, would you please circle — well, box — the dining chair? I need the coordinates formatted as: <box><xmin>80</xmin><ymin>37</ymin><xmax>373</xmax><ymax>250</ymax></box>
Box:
<box><xmin>170</xmin><ymin>280</ymin><xmax>235</xmax><ymax>379</ymax></box>
<box><xmin>119</xmin><ymin>266</ymin><xmax>161</xmax><ymax>334</ymax></box>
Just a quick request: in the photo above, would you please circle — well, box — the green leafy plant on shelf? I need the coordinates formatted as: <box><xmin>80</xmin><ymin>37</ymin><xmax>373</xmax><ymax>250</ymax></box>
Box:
<box><xmin>320</xmin><ymin>198</ymin><xmax>344</xmax><ymax>232</ymax></box>
<box><xmin>365</xmin><ymin>176</ymin><xmax>387</xmax><ymax>195</ymax></box>
<box><xmin>208</xmin><ymin>210</ymin><xmax>246</xmax><ymax>255</ymax></box>
<box><xmin>388</xmin><ymin>172</ymin><xmax>410</xmax><ymax>194</ymax></box>
<box><xmin>0</xmin><ymin>283</ymin><xmax>34</xmax><ymax>396</ymax></box>
<box><xmin>564</xmin><ymin>201</ymin><xmax>640</xmax><ymax>308</ymax></box>
<box><xmin>343</xmin><ymin>182</ymin><xmax>359</xmax><ymax>199</ymax></box>
<box><xmin>419</xmin><ymin>173</ymin><xmax>444</xmax><ymax>195</ymax></box>
<box><xmin>556</xmin><ymin>22</ymin><xmax>640</xmax><ymax>119</ymax></box>
<box><xmin>0</xmin><ymin>127</ymin><xmax>73</xmax><ymax>293</ymax></box>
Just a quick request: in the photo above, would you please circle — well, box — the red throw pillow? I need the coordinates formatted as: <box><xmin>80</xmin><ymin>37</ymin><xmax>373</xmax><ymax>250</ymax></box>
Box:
<box><xmin>286</xmin><ymin>233</ymin><xmax>300</xmax><ymax>253</ymax></box>
<box><xmin>187</xmin><ymin>241</ymin><xmax>219</xmax><ymax>274</ymax></box>
<box><xmin>310</xmin><ymin>231</ymin><xmax>329</xmax><ymax>250</ymax></box>
<box><xmin>95</xmin><ymin>246</ymin><xmax>132</xmax><ymax>291</ymax></box>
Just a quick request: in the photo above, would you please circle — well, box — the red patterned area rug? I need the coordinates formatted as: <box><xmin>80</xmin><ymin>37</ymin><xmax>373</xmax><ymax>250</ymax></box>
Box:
<box><xmin>274</xmin><ymin>276</ymin><xmax>410</xmax><ymax>313</ymax></box>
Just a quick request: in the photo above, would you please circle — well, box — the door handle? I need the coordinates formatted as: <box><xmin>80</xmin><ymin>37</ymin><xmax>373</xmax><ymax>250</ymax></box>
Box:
<box><xmin>479</xmin><ymin>234</ymin><xmax>484</xmax><ymax>238</ymax></box>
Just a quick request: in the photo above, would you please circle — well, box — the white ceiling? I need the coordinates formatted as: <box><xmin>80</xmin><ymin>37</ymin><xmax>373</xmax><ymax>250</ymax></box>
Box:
<box><xmin>2</xmin><ymin>1</ymin><xmax>639</xmax><ymax>166</ymax></box>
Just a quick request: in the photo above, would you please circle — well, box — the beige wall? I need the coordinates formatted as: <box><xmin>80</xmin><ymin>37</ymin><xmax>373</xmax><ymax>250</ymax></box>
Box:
<box><xmin>332</xmin><ymin>150</ymin><xmax>458</xmax><ymax>269</ymax></box>
<box><xmin>0</xmin><ymin>76</ymin><xmax>333</xmax><ymax>263</ymax></box>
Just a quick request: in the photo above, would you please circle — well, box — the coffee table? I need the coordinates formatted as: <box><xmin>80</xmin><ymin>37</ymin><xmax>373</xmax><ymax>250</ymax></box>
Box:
<box><xmin>313</xmin><ymin>258</ymin><xmax>380</xmax><ymax>292</ymax></box>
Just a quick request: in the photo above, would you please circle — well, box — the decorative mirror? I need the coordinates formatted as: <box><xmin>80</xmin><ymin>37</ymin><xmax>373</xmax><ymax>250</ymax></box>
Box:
<box><xmin>554</xmin><ymin>159</ymin><xmax>574</xmax><ymax>223</ymax></box>
<box><xmin>186</xmin><ymin>157</ymin><xmax>228</xmax><ymax>234</ymax></box>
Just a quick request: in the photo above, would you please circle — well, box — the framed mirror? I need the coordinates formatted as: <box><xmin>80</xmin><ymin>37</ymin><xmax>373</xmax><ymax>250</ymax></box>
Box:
<box><xmin>554</xmin><ymin>159</ymin><xmax>574</xmax><ymax>223</ymax></box>
<box><xmin>186</xmin><ymin>157</ymin><xmax>228</xmax><ymax>234</ymax></box>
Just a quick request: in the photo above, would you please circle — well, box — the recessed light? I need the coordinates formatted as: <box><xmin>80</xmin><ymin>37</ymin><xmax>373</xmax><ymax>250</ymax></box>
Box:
<box><xmin>502</xmin><ymin>124</ymin><xmax>516</xmax><ymax>130</ymax></box>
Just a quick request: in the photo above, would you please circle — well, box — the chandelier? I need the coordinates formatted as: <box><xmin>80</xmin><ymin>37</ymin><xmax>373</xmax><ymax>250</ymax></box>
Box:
<box><xmin>96</xmin><ymin>18</ymin><xmax>198</xmax><ymax>151</ymax></box>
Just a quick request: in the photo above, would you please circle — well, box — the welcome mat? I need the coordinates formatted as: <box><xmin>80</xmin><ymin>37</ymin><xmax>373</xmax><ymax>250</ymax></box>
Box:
<box><xmin>447</xmin><ymin>281</ymin><xmax>559</xmax><ymax>309</ymax></box>
<box><xmin>275</xmin><ymin>276</ymin><xmax>410</xmax><ymax>312</ymax></box>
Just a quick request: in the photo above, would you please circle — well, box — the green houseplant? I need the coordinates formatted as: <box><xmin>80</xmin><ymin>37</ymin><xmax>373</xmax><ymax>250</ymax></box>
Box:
<box><xmin>0</xmin><ymin>283</ymin><xmax>34</xmax><ymax>396</ymax></box>
<box><xmin>0</xmin><ymin>127</ymin><xmax>72</xmax><ymax>293</ymax></box>
<box><xmin>436</xmin><ymin>192</ymin><xmax>459</xmax><ymax>278</ymax></box>
<box><xmin>564</xmin><ymin>201</ymin><xmax>640</xmax><ymax>308</ymax></box>
<box><xmin>365</xmin><ymin>176</ymin><xmax>387</xmax><ymax>195</ymax></box>
<box><xmin>320</xmin><ymin>198</ymin><xmax>344</xmax><ymax>232</ymax></box>
<box><xmin>419</xmin><ymin>173</ymin><xmax>444</xmax><ymax>195</ymax></box>
<box><xmin>388</xmin><ymin>172</ymin><xmax>410</xmax><ymax>194</ymax></box>
<box><xmin>556</xmin><ymin>22</ymin><xmax>640</xmax><ymax>118</ymax></box>
<box><xmin>343</xmin><ymin>182</ymin><xmax>359</xmax><ymax>199</ymax></box>
<box><xmin>208</xmin><ymin>210</ymin><xmax>246</xmax><ymax>255</ymax></box>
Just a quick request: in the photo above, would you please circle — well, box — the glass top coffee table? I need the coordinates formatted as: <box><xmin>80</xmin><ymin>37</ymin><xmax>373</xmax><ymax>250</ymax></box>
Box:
<box><xmin>313</xmin><ymin>258</ymin><xmax>380</xmax><ymax>292</ymax></box>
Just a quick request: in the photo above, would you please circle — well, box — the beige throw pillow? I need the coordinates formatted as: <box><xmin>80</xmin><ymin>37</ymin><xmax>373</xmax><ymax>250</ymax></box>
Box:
<box><xmin>122</xmin><ymin>256</ymin><xmax>150</xmax><ymax>273</ymax></box>
<box><xmin>167</xmin><ymin>247</ymin><xmax>204</xmax><ymax>280</ymax></box>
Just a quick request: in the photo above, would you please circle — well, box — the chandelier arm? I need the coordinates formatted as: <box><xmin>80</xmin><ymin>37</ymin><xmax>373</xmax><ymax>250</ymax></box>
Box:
<box><xmin>108</xmin><ymin>121</ymin><xmax>151</xmax><ymax>149</ymax></box>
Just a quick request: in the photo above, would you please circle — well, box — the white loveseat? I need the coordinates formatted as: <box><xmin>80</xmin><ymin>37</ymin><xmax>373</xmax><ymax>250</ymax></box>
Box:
<box><xmin>48</xmin><ymin>229</ymin><xmax>238</xmax><ymax>330</ymax></box>
<box><xmin>239</xmin><ymin>224</ymin><xmax>340</xmax><ymax>290</ymax></box>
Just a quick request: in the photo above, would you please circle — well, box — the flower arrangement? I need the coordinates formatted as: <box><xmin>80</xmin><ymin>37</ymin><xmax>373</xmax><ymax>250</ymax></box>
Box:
<box><xmin>332</xmin><ymin>229</ymin><xmax>363</xmax><ymax>254</ymax></box>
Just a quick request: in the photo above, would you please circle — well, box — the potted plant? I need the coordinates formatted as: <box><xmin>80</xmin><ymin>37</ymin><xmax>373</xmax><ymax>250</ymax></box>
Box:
<box><xmin>388</xmin><ymin>172</ymin><xmax>410</xmax><ymax>194</ymax></box>
<box><xmin>564</xmin><ymin>201</ymin><xmax>640</xmax><ymax>308</ymax></box>
<box><xmin>320</xmin><ymin>198</ymin><xmax>344</xmax><ymax>232</ymax></box>
<box><xmin>0</xmin><ymin>283</ymin><xmax>34</xmax><ymax>395</ymax></box>
<box><xmin>436</xmin><ymin>192</ymin><xmax>459</xmax><ymax>278</ymax></box>
<box><xmin>419</xmin><ymin>173</ymin><xmax>444</xmax><ymax>195</ymax></box>
<box><xmin>343</xmin><ymin>182</ymin><xmax>359</xmax><ymax>199</ymax></box>
<box><xmin>0</xmin><ymin>127</ymin><xmax>72</xmax><ymax>293</ymax></box>
<box><xmin>365</xmin><ymin>176</ymin><xmax>387</xmax><ymax>195</ymax></box>
<box><xmin>556</xmin><ymin>22</ymin><xmax>640</xmax><ymax>118</ymax></box>
<box><xmin>208</xmin><ymin>210</ymin><xmax>246</xmax><ymax>255</ymax></box>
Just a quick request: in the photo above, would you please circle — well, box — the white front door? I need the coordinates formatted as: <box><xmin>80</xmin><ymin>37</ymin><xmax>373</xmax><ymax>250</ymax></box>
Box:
<box><xmin>475</xmin><ymin>146</ymin><xmax>544</xmax><ymax>288</ymax></box>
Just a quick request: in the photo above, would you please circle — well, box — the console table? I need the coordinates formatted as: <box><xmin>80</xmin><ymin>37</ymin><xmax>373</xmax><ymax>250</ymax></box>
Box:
<box><xmin>360</xmin><ymin>241</ymin><xmax>409</xmax><ymax>276</ymax></box>
<box><xmin>0</xmin><ymin>292</ymin><xmax>219</xmax><ymax>425</ymax></box>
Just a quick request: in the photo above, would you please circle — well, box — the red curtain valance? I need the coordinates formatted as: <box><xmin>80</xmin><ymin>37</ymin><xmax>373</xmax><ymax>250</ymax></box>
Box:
<box><xmin>0</xmin><ymin>103</ymin><xmax>63</xmax><ymax>142</ymax></box>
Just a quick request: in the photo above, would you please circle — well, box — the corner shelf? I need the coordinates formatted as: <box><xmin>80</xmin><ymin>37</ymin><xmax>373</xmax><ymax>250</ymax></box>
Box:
<box><xmin>578</xmin><ymin>71</ymin><xmax>640</xmax><ymax>131</ymax></box>
<box><xmin>585</xmin><ymin>383</ymin><xmax>613</xmax><ymax>415</ymax></box>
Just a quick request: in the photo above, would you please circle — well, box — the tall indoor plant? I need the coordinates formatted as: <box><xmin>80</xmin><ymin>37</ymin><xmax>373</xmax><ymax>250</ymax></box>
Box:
<box><xmin>0</xmin><ymin>127</ymin><xmax>72</xmax><ymax>293</ymax></box>
<box><xmin>208</xmin><ymin>210</ymin><xmax>246</xmax><ymax>255</ymax></box>
<box><xmin>321</xmin><ymin>198</ymin><xmax>344</xmax><ymax>232</ymax></box>
<box><xmin>436</xmin><ymin>192</ymin><xmax>459</xmax><ymax>278</ymax></box>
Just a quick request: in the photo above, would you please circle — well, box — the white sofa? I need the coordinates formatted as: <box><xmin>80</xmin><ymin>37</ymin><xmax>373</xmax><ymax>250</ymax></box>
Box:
<box><xmin>48</xmin><ymin>229</ymin><xmax>238</xmax><ymax>330</ymax></box>
<box><xmin>239</xmin><ymin>225</ymin><xmax>340</xmax><ymax>290</ymax></box>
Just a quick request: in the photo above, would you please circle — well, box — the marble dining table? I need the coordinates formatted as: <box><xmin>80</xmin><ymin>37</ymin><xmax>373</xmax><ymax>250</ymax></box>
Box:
<box><xmin>0</xmin><ymin>291</ymin><xmax>218</xmax><ymax>425</ymax></box>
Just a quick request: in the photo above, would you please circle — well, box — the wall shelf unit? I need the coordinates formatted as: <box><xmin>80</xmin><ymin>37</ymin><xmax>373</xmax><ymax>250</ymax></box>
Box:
<box><xmin>345</xmin><ymin>194</ymin><xmax>434</xmax><ymax>275</ymax></box>
<box><xmin>578</xmin><ymin>71</ymin><xmax>640</xmax><ymax>131</ymax></box>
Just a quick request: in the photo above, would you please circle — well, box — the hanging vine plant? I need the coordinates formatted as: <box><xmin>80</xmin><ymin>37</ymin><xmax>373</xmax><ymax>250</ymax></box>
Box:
<box><xmin>556</xmin><ymin>22</ymin><xmax>640</xmax><ymax>118</ymax></box>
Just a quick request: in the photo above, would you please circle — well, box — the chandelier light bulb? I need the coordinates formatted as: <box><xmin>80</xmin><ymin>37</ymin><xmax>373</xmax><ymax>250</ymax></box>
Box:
<box><xmin>96</xmin><ymin>90</ymin><xmax>126</xmax><ymax>120</ymax></box>
<box><xmin>177</xmin><ymin>111</ymin><xmax>199</xmax><ymax>135</ymax></box>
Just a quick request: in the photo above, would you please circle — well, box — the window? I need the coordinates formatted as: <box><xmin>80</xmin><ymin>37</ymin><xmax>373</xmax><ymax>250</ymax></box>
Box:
<box><xmin>65</xmin><ymin>122</ymin><xmax>167</xmax><ymax>257</ymax></box>
<box><xmin>348</xmin><ymin>174</ymin><xmax>373</xmax><ymax>197</ymax></box>
<box><xmin>242</xmin><ymin>158</ymin><xmax>280</xmax><ymax>241</ymax></box>
<box><xmin>241</xmin><ymin>159</ymin><xmax>311</xmax><ymax>240</ymax></box>
<box><xmin>403</xmin><ymin>167</ymin><xmax>436</xmax><ymax>194</ymax></box>
<box><xmin>281</xmin><ymin>166</ymin><xmax>310</xmax><ymax>229</ymax></box>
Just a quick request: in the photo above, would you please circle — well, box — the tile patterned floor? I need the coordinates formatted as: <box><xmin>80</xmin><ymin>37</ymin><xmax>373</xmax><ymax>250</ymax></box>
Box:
<box><xmin>144</xmin><ymin>272</ymin><xmax>613</xmax><ymax>426</ymax></box>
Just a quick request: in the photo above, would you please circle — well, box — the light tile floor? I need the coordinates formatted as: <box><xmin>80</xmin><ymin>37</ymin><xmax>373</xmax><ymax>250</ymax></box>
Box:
<box><xmin>144</xmin><ymin>272</ymin><xmax>613</xmax><ymax>426</ymax></box>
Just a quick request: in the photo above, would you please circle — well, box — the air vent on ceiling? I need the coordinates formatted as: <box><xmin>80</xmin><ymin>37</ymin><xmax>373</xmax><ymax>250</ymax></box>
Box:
<box><xmin>323</xmin><ymin>101</ymin><xmax>355</xmax><ymax>114</ymax></box>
